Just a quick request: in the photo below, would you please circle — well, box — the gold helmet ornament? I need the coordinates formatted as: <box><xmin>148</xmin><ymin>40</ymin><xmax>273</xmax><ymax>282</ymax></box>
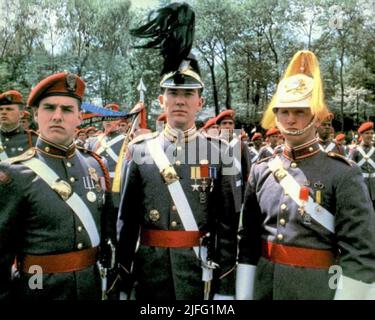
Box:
<box><xmin>261</xmin><ymin>50</ymin><xmax>330</xmax><ymax>136</ymax></box>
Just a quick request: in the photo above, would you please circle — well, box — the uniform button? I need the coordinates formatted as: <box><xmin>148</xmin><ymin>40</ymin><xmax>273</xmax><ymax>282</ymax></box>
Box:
<box><xmin>70</xmin><ymin>177</ymin><xmax>75</xmax><ymax>183</ymax></box>
<box><xmin>290</xmin><ymin>162</ymin><xmax>297</xmax><ymax>168</ymax></box>
<box><xmin>280</xmin><ymin>203</ymin><xmax>287</xmax><ymax>211</ymax></box>
<box><xmin>171</xmin><ymin>221</ymin><xmax>178</xmax><ymax>228</ymax></box>
<box><xmin>5</xmin><ymin>138</ymin><xmax>9</xmax><ymax>142</ymax></box>
<box><xmin>77</xmin><ymin>226</ymin><xmax>83</xmax><ymax>232</ymax></box>
<box><xmin>67</xmin><ymin>162</ymin><xmax>72</xmax><ymax>168</ymax></box>
<box><xmin>175</xmin><ymin>160</ymin><xmax>181</xmax><ymax>166</ymax></box>
<box><xmin>277</xmin><ymin>234</ymin><xmax>284</xmax><ymax>241</ymax></box>
<box><xmin>172</xmin><ymin>205</ymin><xmax>177</xmax><ymax>211</ymax></box>
<box><xmin>44</xmin><ymin>146</ymin><xmax>50</xmax><ymax>152</ymax></box>
<box><xmin>77</xmin><ymin>243</ymin><xmax>83</xmax><ymax>250</ymax></box>
<box><xmin>279</xmin><ymin>219</ymin><xmax>286</xmax><ymax>226</ymax></box>
<box><xmin>308</xmin><ymin>147</ymin><xmax>314</xmax><ymax>152</ymax></box>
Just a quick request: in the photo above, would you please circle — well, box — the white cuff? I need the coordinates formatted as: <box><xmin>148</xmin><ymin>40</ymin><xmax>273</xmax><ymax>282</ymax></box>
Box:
<box><xmin>213</xmin><ymin>294</ymin><xmax>234</xmax><ymax>300</ymax></box>
<box><xmin>235</xmin><ymin>263</ymin><xmax>256</xmax><ymax>300</ymax></box>
<box><xmin>334</xmin><ymin>275</ymin><xmax>374</xmax><ymax>300</ymax></box>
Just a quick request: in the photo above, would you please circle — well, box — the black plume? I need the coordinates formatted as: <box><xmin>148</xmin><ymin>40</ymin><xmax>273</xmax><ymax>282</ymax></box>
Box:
<box><xmin>130</xmin><ymin>2</ymin><xmax>195</xmax><ymax>75</ymax></box>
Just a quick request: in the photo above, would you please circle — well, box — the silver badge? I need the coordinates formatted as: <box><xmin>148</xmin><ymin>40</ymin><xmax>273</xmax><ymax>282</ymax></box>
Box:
<box><xmin>87</xmin><ymin>191</ymin><xmax>97</xmax><ymax>202</ymax></box>
<box><xmin>65</xmin><ymin>73</ymin><xmax>77</xmax><ymax>92</ymax></box>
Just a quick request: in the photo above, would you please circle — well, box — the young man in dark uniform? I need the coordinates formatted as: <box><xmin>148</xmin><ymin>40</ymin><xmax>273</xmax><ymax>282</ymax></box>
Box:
<box><xmin>0</xmin><ymin>72</ymin><xmax>117</xmax><ymax>300</ymax></box>
<box><xmin>0</xmin><ymin>90</ymin><xmax>36</xmax><ymax>161</ymax></box>
<box><xmin>117</xmin><ymin>3</ymin><xmax>238</xmax><ymax>300</ymax></box>
<box><xmin>236</xmin><ymin>50</ymin><xmax>375</xmax><ymax>300</ymax></box>
<box><xmin>349</xmin><ymin>121</ymin><xmax>375</xmax><ymax>209</ymax></box>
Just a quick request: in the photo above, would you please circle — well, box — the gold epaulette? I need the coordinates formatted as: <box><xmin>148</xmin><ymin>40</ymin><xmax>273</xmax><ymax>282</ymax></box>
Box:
<box><xmin>327</xmin><ymin>151</ymin><xmax>352</xmax><ymax>166</ymax></box>
<box><xmin>4</xmin><ymin>148</ymin><xmax>36</xmax><ymax>164</ymax></box>
<box><xmin>129</xmin><ymin>131</ymin><xmax>159</xmax><ymax>146</ymax></box>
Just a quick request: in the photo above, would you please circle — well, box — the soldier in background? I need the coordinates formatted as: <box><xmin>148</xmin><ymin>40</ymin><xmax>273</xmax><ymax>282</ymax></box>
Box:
<box><xmin>236</xmin><ymin>50</ymin><xmax>375</xmax><ymax>300</ymax></box>
<box><xmin>217</xmin><ymin>109</ymin><xmax>251</xmax><ymax>220</ymax></box>
<box><xmin>201</xmin><ymin>117</ymin><xmax>220</xmax><ymax>138</ymax></box>
<box><xmin>0</xmin><ymin>90</ymin><xmax>37</xmax><ymax>161</ymax></box>
<box><xmin>317</xmin><ymin>113</ymin><xmax>344</xmax><ymax>155</ymax></box>
<box><xmin>335</xmin><ymin>133</ymin><xmax>348</xmax><ymax>156</ymax></box>
<box><xmin>0</xmin><ymin>72</ymin><xmax>117</xmax><ymax>300</ymax></box>
<box><xmin>75</xmin><ymin>128</ymin><xmax>88</xmax><ymax>148</ymax></box>
<box><xmin>86</xmin><ymin>103</ymin><xmax>126</xmax><ymax>211</ymax></box>
<box><xmin>248</xmin><ymin>132</ymin><xmax>263</xmax><ymax>164</ymax></box>
<box><xmin>117</xmin><ymin>2</ymin><xmax>238</xmax><ymax>300</ymax></box>
<box><xmin>257</xmin><ymin>127</ymin><xmax>280</xmax><ymax>160</ymax></box>
<box><xmin>349</xmin><ymin>122</ymin><xmax>375</xmax><ymax>209</ymax></box>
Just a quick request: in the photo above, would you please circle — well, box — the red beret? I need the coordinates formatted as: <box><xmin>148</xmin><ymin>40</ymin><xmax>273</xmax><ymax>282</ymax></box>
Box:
<box><xmin>202</xmin><ymin>117</ymin><xmax>217</xmax><ymax>130</ymax></box>
<box><xmin>216</xmin><ymin>109</ymin><xmax>235</xmax><ymax>124</ymax></box>
<box><xmin>157</xmin><ymin>112</ymin><xmax>167</xmax><ymax>122</ymax></box>
<box><xmin>266</xmin><ymin>128</ymin><xmax>280</xmax><ymax>137</ymax></box>
<box><xmin>251</xmin><ymin>132</ymin><xmax>263</xmax><ymax>141</ymax></box>
<box><xmin>358</xmin><ymin>122</ymin><xmax>374</xmax><ymax>134</ymax></box>
<box><xmin>22</xmin><ymin>110</ymin><xmax>31</xmax><ymax>119</ymax></box>
<box><xmin>335</xmin><ymin>133</ymin><xmax>345</xmax><ymax>141</ymax></box>
<box><xmin>27</xmin><ymin>72</ymin><xmax>85</xmax><ymax>107</ymax></box>
<box><xmin>105</xmin><ymin>103</ymin><xmax>119</xmax><ymax>112</ymax></box>
<box><xmin>0</xmin><ymin>90</ymin><xmax>23</xmax><ymax>105</ymax></box>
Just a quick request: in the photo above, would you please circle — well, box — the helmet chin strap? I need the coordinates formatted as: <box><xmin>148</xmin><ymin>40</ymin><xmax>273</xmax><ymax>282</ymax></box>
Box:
<box><xmin>276</xmin><ymin>116</ymin><xmax>317</xmax><ymax>136</ymax></box>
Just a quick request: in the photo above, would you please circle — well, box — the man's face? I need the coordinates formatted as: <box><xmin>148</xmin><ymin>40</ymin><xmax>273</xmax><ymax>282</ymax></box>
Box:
<box><xmin>362</xmin><ymin>130</ymin><xmax>374</xmax><ymax>145</ymax></box>
<box><xmin>35</xmin><ymin>96</ymin><xmax>81</xmax><ymax>146</ymax></box>
<box><xmin>20</xmin><ymin>118</ymin><xmax>30</xmax><ymax>130</ymax></box>
<box><xmin>253</xmin><ymin>138</ymin><xmax>263</xmax><ymax>148</ymax></box>
<box><xmin>0</xmin><ymin>104</ymin><xmax>21</xmax><ymax>128</ymax></box>
<box><xmin>268</xmin><ymin>134</ymin><xmax>279</xmax><ymax>147</ymax></box>
<box><xmin>158</xmin><ymin>88</ymin><xmax>204</xmax><ymax>131</ymax></box>
<box><xmin>317</xmin><ymin>119</ymin><xmax>332</xmax><ymax>140</ymax></box>
<box><xmin>207</xmin><ymin>124</ymin><xmax>219</xmax><ymax>137</ymax></box>
<box><xmin>119</xmin><ymin>121</ymin><xmax>129</xmax><ymax>133</ymax></box>
<box><xmin>276</xmin><ymin>108</ymin><xmax>317</xmax><ymax>146</ymax></box>
<box><xmin>219</xmin><ymin>118</ymin><xmax>235</xmax><ymax>131</ymax></box>
<box><xmin>78</xmin><ymin>132</ymin><xmax>87</xmax><ymax>141</ymax></box>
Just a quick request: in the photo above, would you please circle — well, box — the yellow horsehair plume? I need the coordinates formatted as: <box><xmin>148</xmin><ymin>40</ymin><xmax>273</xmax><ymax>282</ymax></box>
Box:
<box><xmin>261</xmin><ymin>50</ymin><xmax>330</xmax><ymax>129</ymax></box>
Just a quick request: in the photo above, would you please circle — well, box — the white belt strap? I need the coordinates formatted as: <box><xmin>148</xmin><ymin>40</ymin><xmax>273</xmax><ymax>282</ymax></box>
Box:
<box><xmin>96</xmin><ymin>134</ymin><xmax>124</xmax><ymax>160</ymax></box>
<box><xmin>22</xmin><ymin>158</ymin><xmax>100</xmax><ymax>246</ymax></box>
<box><xmin>268</xmin><ymin>156</ymin><xmax>335</xmax><ymax>233</ymax></box>
<box><xmin>357</xmin><ymin>146</ymin><xmax>375</xmax><ymax>168</ymax></box>
<box><xmin>0</xmin><ymin>140</ymin><xmax>8</xmax><ymax>160</ymax></box>
<box><xmin>146</xmin><ymin>138</ymin><xmax>211</xmax><ymax>281</ymax></box>
<box><xmin>363</xmin><ymin>173</ymin><xmax>375</xmax><ymax>178</ymax></box>
<box><xmin>325</xmin><ymin>142</ymin><xmax>336</xmax><ymax>153</ymax></box>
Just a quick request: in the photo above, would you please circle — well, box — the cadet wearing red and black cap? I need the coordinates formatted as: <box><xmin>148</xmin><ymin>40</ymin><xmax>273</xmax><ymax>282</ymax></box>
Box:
<box><xmin>86</xmin><ymin>102</ymin><xmax>126</xmax><ymax>210</ymax></box>
<box><xmin>249</xmin><ymin>132</ymin><xmax>263</xmax><ymax>164</ymax></box>
<box><xmin>0</xmin><ymin>72</ymin><xmax>117</xmax><ymax>300</ymax></box>
<box><xmin>201</xmin><ymin>117</ymin><xmax>219</xmax><ymax>137</ymax></box>
<box><xmin>349</xmin><ymin>121</ymin><xmax>375</xmax><ymax>207</ymax></box>
<box><xmin>257</xmin><ymin>127</ymin><xmax>281</xmax><ymax>161</ymax></box>
<box><xmin>0</xmin><ymin>90</ymin><xmax>36</xmax><ymax>160</ymax></box>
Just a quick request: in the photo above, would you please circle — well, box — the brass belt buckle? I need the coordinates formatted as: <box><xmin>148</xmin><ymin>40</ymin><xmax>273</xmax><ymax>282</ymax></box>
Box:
<box><xmin>161</xmin><ymin>165</ymin><xmax>179</xmax><ymax>185</ymax></box>
<box><xmin>274</xmin><ymin>168</ymin><xmax>287</xmax><ymax>182</ymax></box>
<box><xmin>52</xmin><ymin>179</ymin><xmax>73</xmax><ymax>201</ymax></box>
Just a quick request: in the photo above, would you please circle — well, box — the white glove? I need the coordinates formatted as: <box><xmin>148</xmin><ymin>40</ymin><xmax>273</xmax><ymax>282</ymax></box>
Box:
<box><xmin>334</xmin><ymin>275</ymin><xmax>373</xmax><ymax>300</ymax></box>
<box><xmin>213</xmin><ymin>294</ymin><xmax>235</xmax><ymax>300</ymax></box>
<box><xmin>235</xmin><ymin>263</ymin><xmax>256</xmax><ymax>300</ymax></box>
